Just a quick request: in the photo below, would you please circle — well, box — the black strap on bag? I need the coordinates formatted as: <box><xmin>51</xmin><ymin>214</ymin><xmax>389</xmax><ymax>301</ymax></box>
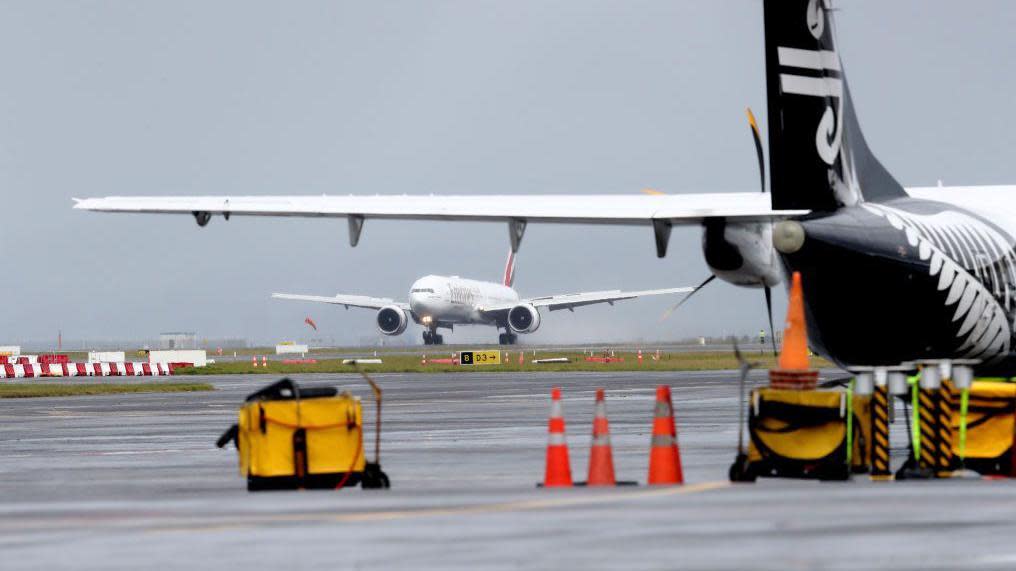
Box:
<box><xmin>963</xmin><ymin>395</ymin><xmax>1015</xmax><ymax>431</ymax></box>
<box><xmin>216</xmin><ymin>424</ymin><xmax>238</xmax><ymax>449</ymax></box>
<box><xmin>244</xmin><ymin>378</ymin><xmax>336</xmax><ymax>402</ymax></box>
<box><xmin>292</xmin><ymin>428</ymin><xmax>309</xmax><ymax>484</ymax></box>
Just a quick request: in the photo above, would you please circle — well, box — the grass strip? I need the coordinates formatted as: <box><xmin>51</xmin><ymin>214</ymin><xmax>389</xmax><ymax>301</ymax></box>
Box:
<box><xmin>177</xmin><ymin>351</ymin><xmax>832</xmax><ymax>375</ymax></box>
<box><xmin>0</xmin><ymin>382</ymin><xmax>214</xmax><ymax>398</ymax></box>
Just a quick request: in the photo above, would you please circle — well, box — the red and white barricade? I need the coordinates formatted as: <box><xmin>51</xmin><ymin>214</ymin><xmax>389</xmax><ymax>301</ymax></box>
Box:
<box><xmin>0</xmin><ymin>360</ymin><xmax>174</xmax><ymax>378</ymax></box>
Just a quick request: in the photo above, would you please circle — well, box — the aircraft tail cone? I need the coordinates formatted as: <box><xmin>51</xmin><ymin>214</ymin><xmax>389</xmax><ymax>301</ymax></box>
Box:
<box><xmin>542</xmin><ymin>387</ymin><xmax>573</xmax><ymax>487</ymax></box>
<box><xmin>647</xmin><ymin>385</ymin><xmax>684</xmax><ymax>485</ymax></box>
<box><xmin>586</xmin><ymin>388</ymin><xmax>616</xmax><ymax>486</ymax></box>
<box><xmin>770</xmin><ymin>271</ymin><xmax>818</xmax><ymax>390</ymax></box>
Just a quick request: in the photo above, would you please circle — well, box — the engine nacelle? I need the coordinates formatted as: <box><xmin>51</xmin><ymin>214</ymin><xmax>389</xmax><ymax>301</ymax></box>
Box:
<box><xmin>376</xmin><ymin>305</ymin><xmax>409</xmax><ymax>336</ymax></box>
<box><xmin>507</xmin><ymin>304</ymin><xmax>541</xmax><ymax>334</ymax></box>
<box><xmin>193</xmin><ymin>211</ymin><xmax>212</xmax><ymax>227</ymax></box>
<box><xmin>702</xmin><ymin>219</ymin><xmax>782</xmax><ymax>288</ymax></box>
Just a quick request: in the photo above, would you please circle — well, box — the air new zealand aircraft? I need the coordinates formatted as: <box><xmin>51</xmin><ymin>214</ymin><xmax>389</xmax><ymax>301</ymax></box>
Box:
<box><xmin>75</xmin><ymin>1</ymin><xmax>1016</xmax><ymax>374</ymax></box>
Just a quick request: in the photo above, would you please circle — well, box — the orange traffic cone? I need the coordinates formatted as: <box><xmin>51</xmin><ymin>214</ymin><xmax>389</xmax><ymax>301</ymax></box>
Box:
<box><xmin>543</xmin><ymin>387</ymin><xmax>573</xmax><ymax>487</ymax></box>
<box><xmin>769</xmin><ymin>271</ymin><xmax>818</xmax><ymax>390</ymax></box>
<box><xmin>638</xmin><ymin>349</ymin><xmax>643</xmax><ymax>366</ymax></box>
<box><xmin>251</xmin><ymin>355</ymin><xmax>258</xmax><ymax>368</ymax></box>
<box><xmin>421</xmin><ymin>353</ymin><xmax>427</xmax><ymax>366</ymax></box>
<box><xmin>648</xmin><ymin>385</ymin><xmax>684</xmax><ymax>485</ymax></box>
<box><xmin>587</xmin><ymin>388</ymin><xmax>616</xmax><ymax>486</ymax></box>
<box><xmin>261</xmin><ymin>355</ymin><xmax>268</xmax><ymax>367</ymax></box>
<box><xmin>781</xmin><ymin>271</ymin><xmax>809</xmax><ymax>370</ymax></box>
<box><xmin>519</xmin><ymin>352</ymin><xmax>524</xmax><ymax>365</ymax></box>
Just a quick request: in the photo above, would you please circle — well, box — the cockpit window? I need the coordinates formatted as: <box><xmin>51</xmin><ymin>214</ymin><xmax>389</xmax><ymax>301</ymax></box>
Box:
<box><xmin>411</xmin><ymin>288</ymin><xmax>435</xmax><ymax>294</ymax></box>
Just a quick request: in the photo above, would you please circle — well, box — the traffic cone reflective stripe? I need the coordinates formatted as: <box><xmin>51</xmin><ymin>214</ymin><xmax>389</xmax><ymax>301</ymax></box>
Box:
<box><xmin>543</xmin><ymin>387</ymin><xmax>573</xmax><ymax>487</ymax></box>
<box><xmin>648</xmin><ymin>385</ymin><xmax>684</xmax><ymax>485</ymax></box>
<box><xmin>587</xmin><ymin>388</ymin><xmax>616</xmax><ymax>486</ymax></box>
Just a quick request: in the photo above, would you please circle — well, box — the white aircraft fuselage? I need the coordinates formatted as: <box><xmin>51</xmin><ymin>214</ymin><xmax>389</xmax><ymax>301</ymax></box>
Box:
<box><xmin>408</xmin><ymin>275</ymin><xmax>519</xmax><ymax>326</ymax></box>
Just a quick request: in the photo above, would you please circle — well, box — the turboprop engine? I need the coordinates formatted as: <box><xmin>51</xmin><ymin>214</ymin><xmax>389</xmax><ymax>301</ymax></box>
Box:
<box><xmin>701</xmin><ymin>219</ymin><xmax>782</xmax><ymax>288</ymax></box>
<box><xmin>507</xmin><ymin>303</ymin><xmax>541</xmax><ymax>334</ymax></box>
<box><xmin>376</xmin><ymin>305</ymin><xmax>409</xmax><ymax>336</ymax></box>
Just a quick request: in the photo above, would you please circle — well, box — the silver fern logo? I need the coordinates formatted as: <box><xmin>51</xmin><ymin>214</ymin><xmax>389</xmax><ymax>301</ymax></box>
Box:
<box><xmin>864</xmin><ymin>203</ymin><xmax>1013</xmax><ymax>362</ymax></box>
<box><xmin>778</xmin><ymin>0</ymin><xmax>844</xmax><ymax>169</ymax></box>
<box><xmin>807</xmin><ymin>0</ymin><xmax>825</xmax><ymax>40</ymax></box>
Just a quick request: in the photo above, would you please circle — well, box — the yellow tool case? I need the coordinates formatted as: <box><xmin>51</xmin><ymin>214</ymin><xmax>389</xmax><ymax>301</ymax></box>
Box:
<box><xmin>217</xmin><ymin>378</ymin><xmax>389</xmax><ymax>491</ymax></box>
<box><xmin>737</xmin><ymin>388</ymin><xmax>870</xmax><ymax>481</ymax></box>
<box><xmin>951</xmin><ymin>381</ymin><xmax>1016</xmax><ymax>475</ymax></box>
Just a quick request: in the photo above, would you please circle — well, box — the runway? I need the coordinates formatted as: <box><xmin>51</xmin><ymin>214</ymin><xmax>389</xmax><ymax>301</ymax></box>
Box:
<box><xmin>3</xmin><ymin>371</ymin><xmax>1016</xmax><ymax>570</ymax></box>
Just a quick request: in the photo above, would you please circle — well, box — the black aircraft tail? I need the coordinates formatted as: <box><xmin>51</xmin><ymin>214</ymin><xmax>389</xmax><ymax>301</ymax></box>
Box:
<box><xmin>764</xmin><ymin>0</ymin><xmax>906</xmax><ymax>212</ymax></box>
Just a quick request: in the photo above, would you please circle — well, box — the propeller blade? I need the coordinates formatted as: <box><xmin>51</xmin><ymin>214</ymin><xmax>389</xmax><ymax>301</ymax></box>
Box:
<box><xmin>732</xmin><ymin>339</ymin><xmax>762</xmax><ymax>373</ymax></box>
<box><xmin>746</xmin><ymin>107</ymin><xmax>765</xmax><ymax>194</ymax></box>
<box><xmin>764</xmin><ymin>286</ymin><xmax>778</xmax><ymax>356</ymax></box>
<box><xmin>659</xmin><ymin>274</ymin><xmax>716</xmax><ymax>322</ymax></box>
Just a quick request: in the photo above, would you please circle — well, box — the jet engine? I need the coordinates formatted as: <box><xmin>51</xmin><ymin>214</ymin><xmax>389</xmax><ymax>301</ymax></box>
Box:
<box><xmin>507</xmin><ymin>304</ymin><xmax>541</xmax><ymax>334</ymax></box>
<box><xmin>701</xmin><ymin>219</ymin><xmax>782</xmax><ymax>288</ymax></box>
<box><xmin>376</xmin><ymin>305</ymin><xmax>409</xmax><ymax>336</ymax></box>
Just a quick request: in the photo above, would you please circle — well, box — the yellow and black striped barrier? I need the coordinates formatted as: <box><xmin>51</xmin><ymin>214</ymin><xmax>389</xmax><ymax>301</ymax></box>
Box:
<box><xmin>936</xmin><ymin>380</ymin><xmax>956</xmax><ymax>477</ymax></box>
<box><xmin>918</xmin><ymin>387</ymin><xmax>939</xmax><ymax>473</ymax></box>
<box><xmin>871</xmin><ymin>385</ymin><xmax>892</xmax><ymax>479</ymax></box>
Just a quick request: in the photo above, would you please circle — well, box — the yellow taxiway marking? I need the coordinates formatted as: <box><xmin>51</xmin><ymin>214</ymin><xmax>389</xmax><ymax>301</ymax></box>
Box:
<box><xmin>152</xmin><ymin>481</ymin><xmax>729</xmax><ymax>533</ymax></box>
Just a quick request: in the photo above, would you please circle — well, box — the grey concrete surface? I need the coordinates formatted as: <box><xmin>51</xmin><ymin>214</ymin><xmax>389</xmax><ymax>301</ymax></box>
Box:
<box><xmin>2</xmin><ymin>371</ymin><xmax>1015</xmax><ymax>570</ymax></box>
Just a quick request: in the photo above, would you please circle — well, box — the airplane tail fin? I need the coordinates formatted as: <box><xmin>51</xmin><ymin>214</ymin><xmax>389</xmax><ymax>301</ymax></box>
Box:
<box><xmin>503</xmin><ymin>249</ymin><xmax>517</xmax><ymax>287</ymax></box>
<box><xmin>764</xmin><ymin>0</ymin><xmax>906</xmax><ymax>212</ymax></box>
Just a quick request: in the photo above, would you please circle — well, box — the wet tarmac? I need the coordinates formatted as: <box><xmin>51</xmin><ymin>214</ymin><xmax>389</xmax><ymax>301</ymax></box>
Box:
<box><xmin>2</xmin><ymin>371</ymin><xmax>1015</xmax><ymax>570</ymax></box>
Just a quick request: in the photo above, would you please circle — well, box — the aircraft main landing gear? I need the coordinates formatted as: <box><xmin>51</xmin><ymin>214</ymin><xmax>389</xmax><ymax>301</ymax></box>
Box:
<box><xmin>423</xmin><ymin>331</ymin><xmax>444</xmax><ymax>345</ymax></box>
<box><xmin>498</xmin><ymin>332</ymin><xmax>518</xmax><ymax>345</ymax></box>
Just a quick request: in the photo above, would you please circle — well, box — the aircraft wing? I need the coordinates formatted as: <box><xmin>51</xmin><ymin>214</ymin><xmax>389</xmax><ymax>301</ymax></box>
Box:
<box><xmin>271</xmin><ymin>293</ymin><xmax>408</xmax><ymax>311</ymax></box>
<box><xmin>72</xmin><ymin>193</ymin><xmax>805</xmax><ymax>224</ymax></box>
<box><xmin>482</xmin><ymin>286</ymin><xmax>695</xmax><ymax>313</ymax></box>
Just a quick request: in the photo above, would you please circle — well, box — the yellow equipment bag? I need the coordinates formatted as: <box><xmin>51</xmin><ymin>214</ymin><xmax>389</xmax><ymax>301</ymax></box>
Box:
<box><xmin>217</xmin><ymin>378</ymin><xmax>388</xmax><ymax>491</ymax></box>
<box><xmin>744</xmin><ymin>387</ymin><xmax>870</xmax><ymax>481</ymax></box>
<box><xmin>951</xmin><ymin>381</ymin><xmax>1016</xmax><ymax>475</ymax></box>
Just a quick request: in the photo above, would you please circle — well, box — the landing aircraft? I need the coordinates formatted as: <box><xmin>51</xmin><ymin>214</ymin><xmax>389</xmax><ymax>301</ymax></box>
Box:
<box><xmin>74</xmin><ymin>1</ymin><xmax>1016</xmax><ymax>374</ymax></box>
<box><xmin>273</xmin><ymin>251</ymin><xmax>691</xmax><ymax>345</ymax></box>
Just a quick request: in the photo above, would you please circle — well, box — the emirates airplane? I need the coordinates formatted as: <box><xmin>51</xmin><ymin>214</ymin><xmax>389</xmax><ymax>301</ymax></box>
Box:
<box><xmin>272</xmin><ymin>251</ymin><xmax>692</xmax><ymax>345</ymax></box>
<box><xmin>75</xmin><ymin>1</ymin><xmax>1016</xmax><ymax>374</ymax></box>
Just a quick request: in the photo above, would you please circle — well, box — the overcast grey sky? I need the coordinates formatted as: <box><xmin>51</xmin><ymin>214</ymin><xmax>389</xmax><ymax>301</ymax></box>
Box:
<box><xmin>2</xmin><ymin>1</ymin><xmax>1015</xmax><ymax>347</ymax></box>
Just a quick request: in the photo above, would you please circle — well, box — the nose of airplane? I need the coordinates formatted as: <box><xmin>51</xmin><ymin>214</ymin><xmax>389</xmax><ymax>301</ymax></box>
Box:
<box><xmin>408</xmin><ymin>277</ymin><xmax>435</xmax><ymax>310</ymax></box>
